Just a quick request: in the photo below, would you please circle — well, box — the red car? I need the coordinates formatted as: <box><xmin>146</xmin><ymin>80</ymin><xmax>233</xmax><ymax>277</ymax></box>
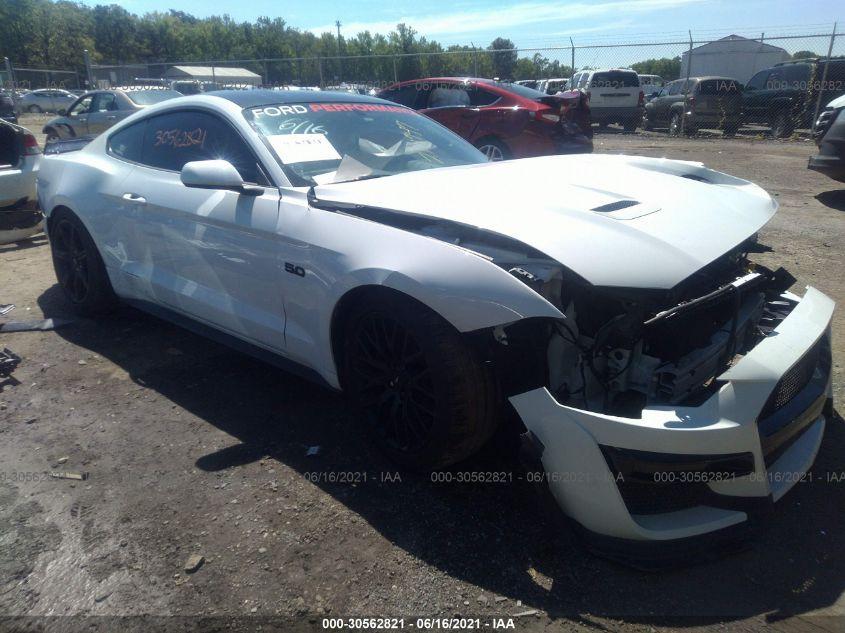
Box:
<box><xmin>377</xmin><ymin>77</ymin><xmax>592</xmax><ymax>160</ymax></box>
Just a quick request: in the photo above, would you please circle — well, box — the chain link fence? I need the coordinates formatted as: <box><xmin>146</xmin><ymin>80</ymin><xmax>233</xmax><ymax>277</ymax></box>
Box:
<box><xmin>4</xmin><ymin>28</ymin><xmax>843</xmax><ymax>137</ymax></box>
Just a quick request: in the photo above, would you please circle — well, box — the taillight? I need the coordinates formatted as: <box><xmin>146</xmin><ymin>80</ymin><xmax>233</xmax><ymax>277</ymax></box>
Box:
<box><xmin>638</xmin><ymin>90</ymin><xmax>644</xmax><ymax>107</ymax></box>
<box><xmin>23</xmin><ymin>133</ymin><xmax>41</xmax><ymax>155</ymax></box>
<box><xmin>529</xmin><ymin>109</ymin><xmax>560</xmax><ymax>124</ymax></box>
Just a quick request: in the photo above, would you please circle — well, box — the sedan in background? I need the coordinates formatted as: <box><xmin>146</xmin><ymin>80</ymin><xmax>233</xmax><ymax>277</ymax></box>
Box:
<box><xmin>378</xmin><ymin>77</ymin><xmax>591</xmax><ymax>160</ymax></box>
<box><xmin>16</xmin><ymin>89</ymin><xmax>77</xmax><ymax>114</ymax></box>
<box><xmin>43</xmin><ymin>88</ymin><xmax>181</xmax><ymax>142</ymax></box>
<box><xmin>0</xmin><ymin>119</ymin><xmax>43</xmax><ymax>244</ymax></box>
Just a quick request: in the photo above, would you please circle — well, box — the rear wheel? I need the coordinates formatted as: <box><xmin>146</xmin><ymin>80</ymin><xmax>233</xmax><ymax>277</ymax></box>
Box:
<box><xmin>475</xmin><ymin>137</ymin><xmax>510</xmax><ymax>162</ymax></box>
<box><xmin>342</xmin><ymin>292</ymin><xmax>499</xmax><ymax>471</ymax></box>
<box><xmin>49</xmin><ymin>209</ymin><xmax>117</xmax><ymax>315</ymax></box>
<box><xmin>27</xmin><ymin>104</ymin><xmax>42</xmax><ymax>113</ymax></box>
<box><xmin>44</xmin><ymin>128</ymin><xmax>60</xmax><ymax>143</ymax></box>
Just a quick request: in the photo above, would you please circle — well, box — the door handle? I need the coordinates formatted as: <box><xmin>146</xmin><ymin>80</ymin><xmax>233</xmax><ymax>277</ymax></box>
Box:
<box><xmin>106</xmin><ymin>115</ymin><xmax>116</xmax><ymax>120</ymax></box>
<box><xmin>122</xmin><ymin>193</ymin><xmax>146</xmax><ymax>204</ymax></box>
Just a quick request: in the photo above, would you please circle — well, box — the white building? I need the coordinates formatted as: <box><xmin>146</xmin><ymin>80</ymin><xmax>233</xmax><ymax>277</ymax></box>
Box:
<box><xmin>680</xmin><ymin>35</ymin><xmax>790</xmax><ymax>83</ymax></box>
<box><xmin>163</xmin><ymin>66</ymin><xmax>262</xmax><ymax>86</ymax></box>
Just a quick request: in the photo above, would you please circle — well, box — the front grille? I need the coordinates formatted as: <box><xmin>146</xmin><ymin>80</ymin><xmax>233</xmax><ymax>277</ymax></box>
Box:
<box><xmin>760</xmin><ymin>335</ymin><xmax>829</xmax><ymax>419</ymax></box>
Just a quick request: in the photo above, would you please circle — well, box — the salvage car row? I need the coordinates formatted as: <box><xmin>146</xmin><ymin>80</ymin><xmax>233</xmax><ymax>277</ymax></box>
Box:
<box><xmin>21</xmin><ymin>86</ymin><xmax>835</xmax><ymax>567</ymax></box>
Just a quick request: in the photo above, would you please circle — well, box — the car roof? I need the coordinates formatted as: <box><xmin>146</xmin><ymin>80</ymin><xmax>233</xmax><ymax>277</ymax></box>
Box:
<box><xmin>774</xmin><ymin>57</ymin><xmax>844</xmax><ymax>67</ymax></box>
<box><xmin>207</xmin><ymin>89</ymin><xmax>389</xmax><ymax>108</ymax></box>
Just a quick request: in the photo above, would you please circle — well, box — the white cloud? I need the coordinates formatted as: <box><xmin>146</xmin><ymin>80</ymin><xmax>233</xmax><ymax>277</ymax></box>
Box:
<box><xmin>308</xmin><ymin>0</ymin><xmax>703</xmax><ymax>39</ymax></box>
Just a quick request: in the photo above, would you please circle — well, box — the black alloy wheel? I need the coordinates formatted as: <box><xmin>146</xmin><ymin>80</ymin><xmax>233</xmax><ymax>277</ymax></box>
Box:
<box><xmin>52</xmin><ymin>217</ymin><xmax>91</xmax><ymax>305</ymax></box>
<box><xmin>348</xmin><ymin>311</ymin><xmax>436</xmax><ymax>454</ymax></box>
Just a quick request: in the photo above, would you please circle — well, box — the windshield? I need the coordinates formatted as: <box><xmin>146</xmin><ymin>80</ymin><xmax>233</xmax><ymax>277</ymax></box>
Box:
<box><xmin>244</xmin><ymin>102</ymin><xmax>486</xmax><ymax>186</ymax></box>
<box><xmin>125</xmin><ymin>89</ymin><xmax>181</xmax><ymax>105</ymax></box>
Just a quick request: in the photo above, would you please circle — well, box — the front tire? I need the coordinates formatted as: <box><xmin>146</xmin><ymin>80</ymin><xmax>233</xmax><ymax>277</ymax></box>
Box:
<box><xmin>669</xmin><ymin>112</ymin><xmax>682</xmax><ymax>136</ymax></box>
<box><xmin>343</xmin><ymin>292</ymin><xmax>499</xmax><ymax>470</ymax></box>
<box><xmin>49</xmin><ymin>209</ymin><xmax>117</xmax><ymax>315</ymax></box>
<box><xmin>28</xmin><ymin>104</ymin><xmax>42</xmax><ymax>113</ymax></box>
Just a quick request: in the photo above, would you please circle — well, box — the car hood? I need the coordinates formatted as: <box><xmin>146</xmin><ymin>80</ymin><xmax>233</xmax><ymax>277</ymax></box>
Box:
<box><xmin>313</xmin><ymin>154</ymin><xmax>777</xmax><ymax>289</ymax></box>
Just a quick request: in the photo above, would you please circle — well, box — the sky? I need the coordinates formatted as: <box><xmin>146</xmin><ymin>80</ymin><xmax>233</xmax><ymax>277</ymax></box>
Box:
<box><xmin>78</xmin><ymin>0</ymin><xmax>844</xmax><ymax>49</ymax></box>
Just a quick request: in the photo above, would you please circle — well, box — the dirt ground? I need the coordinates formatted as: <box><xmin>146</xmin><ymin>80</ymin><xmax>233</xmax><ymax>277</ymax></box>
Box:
<box><xmin>1</xmin><ymin>119</ymin><xmax>845</xmax><ymax>632</ymax></box>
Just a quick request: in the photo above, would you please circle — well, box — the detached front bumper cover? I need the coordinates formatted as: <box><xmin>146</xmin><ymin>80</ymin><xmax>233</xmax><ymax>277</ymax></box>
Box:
<box><xmin>510</xmin><ymin>286</ymin><xmax>834</xmax><ymax>555</ymax></box>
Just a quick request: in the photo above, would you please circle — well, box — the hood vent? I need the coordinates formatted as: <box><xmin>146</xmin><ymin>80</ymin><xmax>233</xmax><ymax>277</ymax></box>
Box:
<box><xmin>591</xmin><ymin>199</ymin><xmax>640</xmax><ymax>213</ymax></box>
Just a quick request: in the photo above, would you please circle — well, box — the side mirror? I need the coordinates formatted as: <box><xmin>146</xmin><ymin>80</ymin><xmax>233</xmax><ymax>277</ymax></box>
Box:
<box><xmin>57</xmin><ymin>108</ymin><xmax>66</xmax><ymax>116</ymax></box>
<box><xmin>180</xmin><ymin>160</ymin><xmax>264</xmax><ymax>195</ymax></box>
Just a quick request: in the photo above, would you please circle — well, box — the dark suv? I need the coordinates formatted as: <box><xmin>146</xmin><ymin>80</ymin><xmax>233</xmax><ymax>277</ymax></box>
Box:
<box><xmin>742</xmin><ymin>57</ymin><xmax>845</xmax><ymax>137</ymax></box>
<box><xmin>643</xmin><ymin>76</ymin><xmax>743</xmax><ymax>136</ymax></box>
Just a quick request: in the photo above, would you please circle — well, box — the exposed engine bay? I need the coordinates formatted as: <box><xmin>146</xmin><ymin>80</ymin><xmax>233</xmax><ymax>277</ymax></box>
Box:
<box><xmin>470</xmin><ymin>234</ymin><xmax>796</xmax><ymax>419</ymax></box>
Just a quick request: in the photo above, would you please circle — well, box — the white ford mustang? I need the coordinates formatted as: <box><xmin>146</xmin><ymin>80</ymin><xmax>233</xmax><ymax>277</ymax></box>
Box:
<box><xmin>37</xmin><ymin>91</ymin><xmax>834</xmax><ymax>564</ymax></box>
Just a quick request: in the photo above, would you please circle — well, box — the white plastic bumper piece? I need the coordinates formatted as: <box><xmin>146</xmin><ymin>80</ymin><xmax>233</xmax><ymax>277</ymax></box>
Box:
<box><xmin>510</xmin><ymin>287</ymin><xmax>835</xmax><ymax>542</ymax></box>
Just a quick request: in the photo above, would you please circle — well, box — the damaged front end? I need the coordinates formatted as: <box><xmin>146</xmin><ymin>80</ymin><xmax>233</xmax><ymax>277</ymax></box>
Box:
<box><xmin>474</xmin><ymin>238</ymin><xmax>834</xmax><ymax>564</ymax></box>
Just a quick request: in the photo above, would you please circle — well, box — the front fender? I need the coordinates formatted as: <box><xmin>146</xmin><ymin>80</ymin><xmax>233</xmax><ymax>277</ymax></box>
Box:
<box><xmin>288</xmin><ymin>201</ymin><xmax>566</xmax><ymax>388</ymax></box>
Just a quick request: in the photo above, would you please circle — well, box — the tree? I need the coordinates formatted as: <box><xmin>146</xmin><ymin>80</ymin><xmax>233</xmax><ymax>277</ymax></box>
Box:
<box><xmin>631</xmin><ymin>56</ymin><xmax>681</xmax><ymax>80</ymax></box>
<box><xmin>792</xmin><ymin>50</ymin><xmax>819</xmax><ymax>59</ymax></box>
<box><xmin>488</xmin><ymin>37</ymin><xmax>516</xmax><ymax>79</ymax></box>
<box><xmin>93</xmin><ymin>5</ymin><xmax>136</xmax><ymax>65</ymax></box>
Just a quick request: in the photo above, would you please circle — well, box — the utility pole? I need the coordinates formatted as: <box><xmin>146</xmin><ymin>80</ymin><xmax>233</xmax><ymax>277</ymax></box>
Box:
<box><xmin>83</xmin><ymin>49</ymin><xmax>94</xmax><ymax>90</ymax></box>
<box><xmin>336</xmin><ymin>20</ymin><xmax>342</xmax><ymax>82</ymax></box>
<box><xmin>681</xmin><ymin>31</ymin><xmax>693</xmax><ymax>135</ymax></box>
<box><xmin>812</xmin><ymin>22</ymin><xmax>837</xmax><ymax>132</ymax></box>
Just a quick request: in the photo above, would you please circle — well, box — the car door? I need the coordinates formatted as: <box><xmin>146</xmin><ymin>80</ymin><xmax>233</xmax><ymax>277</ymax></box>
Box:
<box><xmin>742</xmin><ymin>69</ymin><xmax>772</xmax><ymax>123</ymax></box>
<box><xmin>64</xmin><ymin>94</ymin><xmax>93</xmax><ymax>136</ymax></box>
<box><xmin>86</xmin><ymin>92</ymin><xmax>122</xmax><ymax>135</ymax></box>
<box><xmin>420</xmin><ymin>82</ymin><xmax>477</xmax><ymax>139</ymax></box>
<box><xmin>114</xmin><ymin>109</ymin><xmax>285</xmax><ymax>351</ymax></box>
<box><xmin>650</xmin><ymin>83</ymin><xmax>673</xmax><ymax>124</ymax></box>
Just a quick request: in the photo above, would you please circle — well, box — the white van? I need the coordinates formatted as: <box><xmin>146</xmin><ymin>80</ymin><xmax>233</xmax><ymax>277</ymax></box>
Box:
<box><xmin>571</xmin><ymin>68</ymin><xmax>644</xmax><ymax>130</ymax></box>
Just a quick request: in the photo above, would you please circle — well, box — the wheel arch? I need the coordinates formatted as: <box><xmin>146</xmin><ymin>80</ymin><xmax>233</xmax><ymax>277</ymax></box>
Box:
<box><xmin>325</xmin><ymin>255</ymin><xmax>564</xmax><ymax>390</ymax></box>
<box><xmin>330</xmin><ymin>284</ymin><xmax>443</xmax><ymax>390</ymax></box>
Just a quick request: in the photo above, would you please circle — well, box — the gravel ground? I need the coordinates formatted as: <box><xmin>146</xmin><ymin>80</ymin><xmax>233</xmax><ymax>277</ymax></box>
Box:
<box><xmin>1</xmin><ymin>119</ymin><xmax>844</xmax><ymax>632</ymax></box>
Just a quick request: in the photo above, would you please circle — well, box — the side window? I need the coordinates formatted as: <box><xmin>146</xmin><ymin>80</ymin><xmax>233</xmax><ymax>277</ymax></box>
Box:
<box><xmin>68</xmin><ymin>95</ymin><xmax>93</xmax><ymax>116</ymax></box>
<box><xmin>427</xmin><ymin>86</ymin><xmax>470</xmax><ymax>108</ymax></box>
<box><xmin>766</xmin><ymin>68</ymin><xmax>785</xmax><ymax>90</ymax></box>
<box><xmin>469</xmin><ymin>87</ymin><xmax>499</xmax><ymax>106</ymax></box>
<box><xmin>578</xmin><ymin>73</ymin><xmax>590</xmax><ymax>89</ymax></box>
<box><xmin>381</xmin><ymin>85</ymin><xmax>422</xmax><ymax>108</ymax></box>
<box><xmin>782</xmin><ymin>64</ymin><xmax>809</xmax><ymax>88</ymax></box>
<box><xmin>667</xmin><ymin>81</ymin><xmax>682</xmax><ymax>96</ymax></box>
<box><xmin>140</xmin><ymin>110</ymin><xmax>263</xmax><ymax>184</ymax></box>
<box><xmin>92</xmin><ymin>93</ymin><xmax>117</xmax><ymax>112</ymax></box>
<box><xmin>746</xmin><ymin>70</ymin><xmax>769</xmax><ymax>91</ymax></box>
<box><xmin>108</xmin><ymin>120</ymin><xmax>146</xmax><ymax>163</ymax></box>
